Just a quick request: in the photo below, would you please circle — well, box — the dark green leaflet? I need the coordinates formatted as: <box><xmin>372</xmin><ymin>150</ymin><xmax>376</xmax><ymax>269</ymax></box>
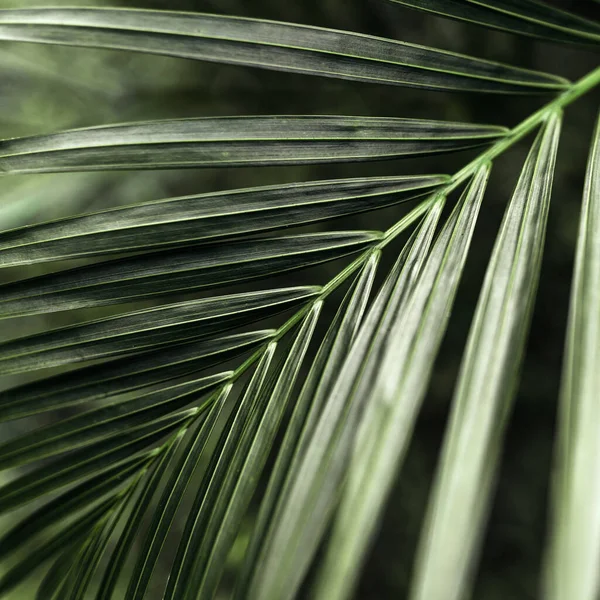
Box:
<box><xmin>0</xmin><ymin>231</ymin><xmax>379</xmax><ymax>316</ymax></box>
<box><xmin>0</xmin><ymin>174</ymin><xmax>446</xmax><ymax>265</ymax></box>
<box><xmin>0</xmin><ymin>9</ymin><xmax>567</xmax><ymax>93</ymax></box>
<box><xmin>0</xmin><ymin>116</ymin><xmax>508</xmax><ymax>173</ymax></box>
<box><xmin>0</xmin><ymin>330</ymin><xmax>272</xmax><ymax>422</ymax></box>
<box><xmin>388</xmin><ymin>0</ymin><xmax>600</xmax><ymax>45</ymax></box>
<box><xmin>0</xmin><ymin>286</ymin><xmax>319</xmax><ymax>374</ymax></box>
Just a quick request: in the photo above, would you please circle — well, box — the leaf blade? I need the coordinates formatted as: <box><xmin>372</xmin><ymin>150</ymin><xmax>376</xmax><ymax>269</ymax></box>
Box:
<box><xmin>0</xmin><ymin>9</ymin><xmax>567</xmax><ymax>94</ymax></box>
<box><xmin>0</xmin><ymin>174</ymin><xmax>446</xmax><ymax>266</ymax></box>
<box><xmin>543</xmin><ymin>111</ymin><xmax>600</xmax><ymax>600</ymax></box>
<box><xmin>0</xmin><ymin>286</ymin><xmax>319</xmax><ymax>374</ymax></box>
<box><xmin>408</xmin><ymin>114</ymin><xmax>561</xmax><ymax>600</ymax></box>
<box><xmin>0</xmin><ymin>231</ymin><xmax>378</xmax><ymax>316</ymax></box>
<box><xmin>388</xmin><ymin>0</ymin><xmax>600</xmax><ymax>45</ymax></box>
<box><xmin>0</xmin><ymin>116</ymin><xmax>508</xmax><ymax>174</ymax></box>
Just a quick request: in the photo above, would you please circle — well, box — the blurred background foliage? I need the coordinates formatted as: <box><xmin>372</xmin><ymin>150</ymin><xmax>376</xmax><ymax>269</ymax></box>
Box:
<box><xmin>0</xmin><ymin>0</ymin><xmax>599</xmax><ymax>598</ymax></box>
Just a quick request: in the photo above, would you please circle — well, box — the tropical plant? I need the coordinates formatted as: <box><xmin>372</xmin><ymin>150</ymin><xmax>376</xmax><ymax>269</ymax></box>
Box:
<box><xmin>0</xmin><ymin>1</ymin><xmax>598</xmax><ymax>599</ymax></box>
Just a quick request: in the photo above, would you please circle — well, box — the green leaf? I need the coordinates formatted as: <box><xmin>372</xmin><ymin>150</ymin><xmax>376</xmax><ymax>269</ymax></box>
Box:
<box><xmin>0</xmin><ymin>410</ymin><xmax>189</xmax><ymax>515</ymax></box>
<box><xmin>0</xmin><ymin>175</ymin><xmax>446</xmax><ymax>265</ymax></box>
<box><xmin>0</xmin><ymin>116</ymin><xmax>508</xmax><ymax>174</ymax></box>
<box><xmin>36</xmin><ymin>544</ymin><xmax>81</xmax><ymax>600</ymax></box>
<box><xmin>0</xmin><ymin>8</ymin><xmax>567</xmax><ymax>93</ymax></box>
<box><xmin>0</xmin><ymin>286</ymin><xmax>319</xmax><ymax>374</ymax></box>
<box><xmin>247</xmin><ymin>200</ymin><xmax>444</xmax><ymax>600</ymax></box>
<box><xmin>0</xmin><ymin>372</ymin><xmax>229</xmax><ymax>471</ymax></box>
<box><xmin>183</xmin><ymin>305</ymin><xmax>321</xmax><ymax>600</ymax></box>
<box><xmin>313</xmin><ymin>163</ymin><xmax>490</xmax><ymax>600</ymax></box>
<box><xmin>64</xmin><ymin>483</ymin><xmax>138</xmax><ymax>600</ymax></box>
<box><xmin>407</xmin><ymin>114</ymin><xmax>561</xmax><ymax>600</ymax></box>
<box><xmin>388</xmin><ymin>0</ymin><xmax>600</xmax><ymax>45</ymax></box>
<box><xmin>124</xmin><ymin>384</ymin><xmax>232</xmax><ymax>600</ymax></box>
<box><xmin>543</xmin><ymin>112</ymin><xmax>600</xmax><ymax>600</ymax></box>
<box><xmin>0</xmin><ymin>231</ymin><xmax>379</xmax><ymax>316</ymax></box>
<box><xmin>0</xmin><ymin>454</ymin><xmax>147</xmax><ymax>562</ymax></box>
<box><xmin>235</xmin><ymin>250</ymin><xmax>379</xmax><ymax>599</ymax></box>
<box><xmin>96</xmin><ymin>424</ymin><xmax>192</xmax><ymax>600</ymax></box>
<box><xmin>0</xmin><ymin>330</ymin><xmax>272</xmax><ymax>422</ymax></box>
<box><xmin>0</xmin><ymin>494</ymin><xmax>119</xmax><ymax>597</ymax></box>
<box><xmin>164</xmin><ymin>343</ymin><xmax>278</xmax><ymax>600</ymax></box>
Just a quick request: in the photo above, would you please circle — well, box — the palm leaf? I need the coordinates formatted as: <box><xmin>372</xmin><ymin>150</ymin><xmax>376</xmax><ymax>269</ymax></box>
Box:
<box><xmin>0</xmin><ymin>330</ymin><xmax>272</xmax><ymax>422</ymax></box>
<box><xmin>408</xmin><ymin>113</ymin><xmax>561</xmax><ymax>600</ymax></box>
<box><xmin>0</xmin><ymin>412</ymin><xmax>187</xmax><ymax>515</ymax></box>
<box><xmin>96</xmin><ymin>424</ymin><xmax>193</xmax><ymax>600</ymax></box>
<box><xmin>172</xmin><ymin>306</ymin><xmax>320</xmax><ymax>600</ymax></box>
<box><xmin>388</xmin><ymin>0</ymin><xmax>600</xmax><ymax>45</ymax></box>
<box><xmin>0</xmin><ymin>286</ymin><xmax>318</xmax><ymax>374</ymax></box>
<box><xmin>0</xmin><ymin>454</ymin><xmax>148</xmax><ymax>563</ymax></box>
<box><xmin>0</xmin><ymin>231</ymin><xmax>378</xmax><ymax>316</ymax></box>
<box><xmin>163</xmin><ymin>344</ymin><xmax>277</xmax><ymax>600</ymax></box>
<box><xmin>0</xmin><ymin>8</ymin><xmax>567</xmax><ymax>93</ymax></box>
<box><xmin>245</xmin><ymin>200</ymin><xmax>444</xmax><ymax>600</ymax></box>
<box><xmin>235</xmin><ymin>250</ymin><xmax>379</xmax><ymax>598</ymax></box>
<box><xmin>543</xmin><ymin>111</ymin><xmax>600</xmax><ymax>600</ymax></box>
<box><xmin>0</xmin><ymin>116</ymin><xmax>507</xmax><ymax>174</ymax></box>
<box><xmin>0</xmin><ymin>372</ymin><xmax>229</xmax><ymax>471</ymax></box>
<box><xmin>0</xmin><ymin>175</ymin><xmax>446</xmax><ymax>265</ymax></box>
<box><xmin>0</xmin><ymin>495</ymin><xmax>120</xmax><ymax>597</ymax></box>
<box><xmin>313</xmin><ymin>163</ymin><xmax>489</xmax><ymax>600</ymax></box>
<box><xmin>124</xmin><ymin>385</ymin><xmax>233</xmax><ymax>600</ymax></box>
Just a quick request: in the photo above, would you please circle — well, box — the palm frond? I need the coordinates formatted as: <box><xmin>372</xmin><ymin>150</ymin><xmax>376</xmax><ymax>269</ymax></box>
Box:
<box><xmin>0</xmin><ymin>3</ymin><xmax>598</xmax><ymax>599</ymax></box>
<box><xmin>543</xmin><ymin>111</ymin><xmax>600</xmax><ymax>600</ymax></box>
<box><xmin>0</xmin><ymin>116</ymin><xmax>508</xmax><ymax>173</ymax></box>
<box><xmin>409</xmin><ymin>112</ymin><xmax>561</xmax><ymax>600</ymax></box>
<box><xmin>0</xmin><ymin>231</ymin><xmax>377</xmax><ymax>316</ymax></box>
<box><xmin>314</xmin><ymin>163</ymin><xmax>490</xmax><ymax>600</ymax></box>
<box><xmin>0</xmin><ymin>286</ymin><xmax>318</xmax><ymax>374</ymax></box>
<box><xmin>388</xmin><ymin>0</ymin><xmax>600</xmax><ymax>45</ymax></box>
<box><xmin>0</xmin><ymin>8</ymin><xmax>568</xmax><ymax>92</ymax></box>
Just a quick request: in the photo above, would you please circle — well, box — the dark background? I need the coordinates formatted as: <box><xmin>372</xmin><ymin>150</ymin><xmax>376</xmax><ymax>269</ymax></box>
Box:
<box><xmin>0</xmin><ymin>1</ymin><xmax>599</xmax><ymax>598</ymax></box>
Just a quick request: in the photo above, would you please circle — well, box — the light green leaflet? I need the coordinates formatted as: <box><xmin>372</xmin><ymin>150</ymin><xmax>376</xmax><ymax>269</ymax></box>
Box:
<box><xmin>0</xmin><ymin>372</ymin><xmax>229</xmax><ymax>470</ymax></box>
<box><xmin>0</xmin><ymin>286</ymin><xmax>318</xmax><ymax>374</ymax></box>
<box><xmin>314</xmin><ymin>164</ymin><xmax>490</xmax><ymax>600</ymax></box>
<box><xmin>234</xmin><ymin>252</ymin><xmax>379</xmax><ymax>599</ymax></box>
<box><xmin>0</xmin><ymin>231</ymin><xmax>379</xmax><ymax>316</ymax></box>
<box><xmin>0</xmin><ymin>174</ymin><xmax>446</xmax><ymax>264</ymax></box>
<box><xmin>0</xmin><ymin>116</ymin><xmax>507</xmax><ymax>173</ymax></box>
<box><xmin>124</xmin><ymin>385</ymin><xmax>232</xmax><ymax>600</ymax></box>
<box><xmin>408</xmin><ymin>114</ymin><xmax>561</xmax><ymax>600</ymax></box>
<box><xmin>248</xmin><ymin>200</ymin><xmax>444</xmax><ymax>600</ymax></box>
<box><xmin>0</xmin><ymin>330</ymin><xmax>272</xmax><ymax>422</ymax></box>
<box><xmin>543</xmin><ymin>113</ymin><xmax>600</xmax><ymax>600</ymax></box>
<box><xmin>169</xmin><ymin>305</ymin><xmax>320</xmax><ymax>599</ymax></box>
<box><xmin>0</xmin><ymin>9</ymin><xmax>567</xmax><ymax>93</ymax></box>
<box><xmin>36</xmin><ymin>543</ymin><xmax>82</xmax><ymax>600</ymax></box>
<box><xmin>388</xmin><ymin>0</ymin><xmax>600</xmax><ymax>45</ymax></box>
